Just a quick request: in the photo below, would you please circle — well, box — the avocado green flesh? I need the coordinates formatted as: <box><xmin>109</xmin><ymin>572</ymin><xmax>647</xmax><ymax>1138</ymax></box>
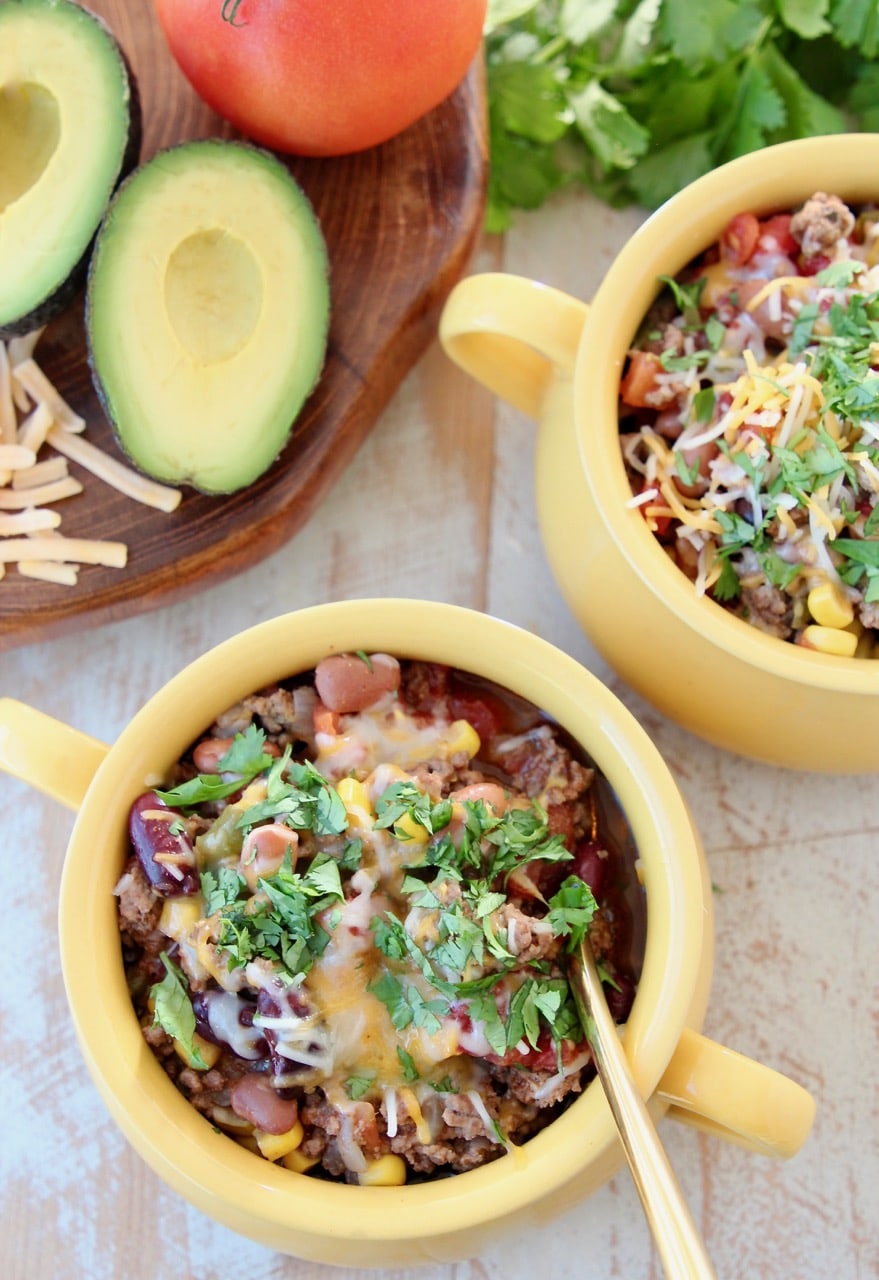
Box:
<box><xmin>0</xmin><ymin>0</ymin><xmax>136</xmax><ymax>338</ymax></box>
<box><xmin>86</xmin><ymin>141</ymin><xmax>330</xmax><ymax>495</ymax></box>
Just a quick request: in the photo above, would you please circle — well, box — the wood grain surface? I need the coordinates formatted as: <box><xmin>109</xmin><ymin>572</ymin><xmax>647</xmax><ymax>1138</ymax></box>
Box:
<box><xmin>0</xmin><ymin>0</ymin><xmax>487</xmax><ymax>651</ymax></box>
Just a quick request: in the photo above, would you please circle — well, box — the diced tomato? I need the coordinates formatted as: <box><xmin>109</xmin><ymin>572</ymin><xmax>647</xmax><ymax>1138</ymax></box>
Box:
<box><xmin>448</xmin><ymin>689</ymin><xmax>505</xmax><ymax>741</ymax></box>
<box><xmin>619</xmin><ymin>350</ymin><xmax>665</xmax><ymax>408</ymax></box>
<box><xmin>798</xmin><ymin>252</ymin><xmax>831</xmax><ymax>276</ymax></box>
<box><xmin>313</xmin><ymin>701</ymin><xmax>340</xmax><ymax>735</ymax></box>
<box><xmin>492</xmin><ymin>1029</ymin><xmax>586</xmax><ymax>1071</ymax></box>
<box><xmin>721</xmin><ymin>212</ymin><xmax>760</xmax><ymax>265</ymax></box>
<box><xmin>758</xmin><ymin>213</ymin><xmax>798</xmax><ymax>256</ymax></box>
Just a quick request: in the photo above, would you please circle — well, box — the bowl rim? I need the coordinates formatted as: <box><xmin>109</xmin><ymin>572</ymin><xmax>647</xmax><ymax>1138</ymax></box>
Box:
<box><xmin>573</xmin><ymin>132</ymin><xmax>879</xmax><ymax>693</ymax></box>
<box><xmin>58</xmin><ymin>598</ymin><xmax>707</xmax><ymax>1245</ymax></box>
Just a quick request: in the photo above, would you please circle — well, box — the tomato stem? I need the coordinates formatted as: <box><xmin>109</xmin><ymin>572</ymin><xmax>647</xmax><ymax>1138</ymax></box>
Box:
<box><xmin>220</xmin><ymin>0</ymin><xmax>246</xmax><ymax>26</ymax></box>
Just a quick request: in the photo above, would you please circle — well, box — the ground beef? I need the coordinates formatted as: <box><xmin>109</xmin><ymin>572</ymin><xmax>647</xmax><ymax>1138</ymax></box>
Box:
<box><xmin>118</xmin><ymin>658</ymin><xmax>643</xmax><ymax>1188</ymax></box>
<box><xmin>213</xmin><ymin>684</ymin><xmax>317</xmax><ymax>748</ymax></box>
<box><xmin>496</xmin><ymin>902</ymin><xmax>556</xmax><ymax>964</ymax></box>
<box><xmin>115</xmin><ymin>857</ymin><xmax>164</xmax><ymax>949</ymax></box>
<box><xmin>790</xmin><ymin>191</ymin><xmax>856</xmax><ymax>257</ymax></box>
<box><xmin>495</xmin><ymin>724</ymin><xmax>594</xmax><ymax>804</ymax></box>
<box><xmin>740</xmin><ymin>581</ymin><xmax>794</xmax><ymax>639</ymax></box>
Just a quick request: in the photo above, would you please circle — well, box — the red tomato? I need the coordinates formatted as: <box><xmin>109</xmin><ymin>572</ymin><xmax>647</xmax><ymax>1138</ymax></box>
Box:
<box><xmin>721</xmin><ymin>212</ymin><xmax>760</xmax><ymax>265</ymax></box>
<box><xmin>619</xmin><ymin>350</ymin><xmax>664</xmax><ymax>408</ymax></box>
<box><xmin>154</xmin><ymin>0</ymin><xmax>488</xmax><ymax>156</ymax></box>
<box><xmin>758</xmin><ymin>214</ymin><xmax>798</xmax><ymax>256</ymax></box>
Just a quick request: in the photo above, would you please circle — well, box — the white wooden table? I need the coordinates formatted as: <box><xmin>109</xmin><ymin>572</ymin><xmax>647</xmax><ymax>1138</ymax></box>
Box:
<box><xmin>2</xmin><ymin>192</ymin><xmax>876</xmax><ymax>1280</ymax></box>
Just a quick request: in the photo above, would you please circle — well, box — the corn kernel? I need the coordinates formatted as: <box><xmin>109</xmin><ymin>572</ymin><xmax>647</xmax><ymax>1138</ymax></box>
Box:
<box><xmin>255</xmin><ymin>1119</ymin><xmax>304</xmax><ymax>1161</ymax></box>
<box><xmin>282</xmin><ymin>1147</ymin><xmax>320</xmax><ymax>1173</ymax></box>
<box><xmin>801</xmin><ymin>624</ymin><xmax>858</xmax><ymax>657</ymax></box>
<box><xmin>807</xmin><ymin>583</ymin><xmax>854</xmax><ymax>629</ymax></box>
<box><xmin>444</xmin><ymin>719</ymin><xmax>481</xmax><ymax>760</ymax></box>
<box><xmin>336</xmin><ymin>776</ymin><xmax>374</xmax><ymax>823</ymax></box>
<box><xmin>159</xmin><ymin>895</ymin><xmax>204</xmax><ymax>943</ymax></box>
<box><xmin>357</xmin><ymin>1154</ymin><xmax>407</xmax><ymax>1186</ymax></box>
<box><xmin>173</xmin><ymin>1030</ymin><xmax>221</xmax><ymax>1070</ymax></box>
<box><xmin>394</xmin><ymin>811</ymin><xmax>429</xmax><ymax>845</ymax></box>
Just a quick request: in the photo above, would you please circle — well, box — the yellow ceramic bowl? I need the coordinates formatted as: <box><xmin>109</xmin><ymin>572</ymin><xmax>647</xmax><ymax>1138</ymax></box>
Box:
<box><xmin>440</xmin><ymin>134</ymin><xmax>879</xmax><ymax>773</ymax></box>
<box><xmin>0</xmin><ymin>600</ymin><xmax>814</xmax><ymax>1266</ymax></box>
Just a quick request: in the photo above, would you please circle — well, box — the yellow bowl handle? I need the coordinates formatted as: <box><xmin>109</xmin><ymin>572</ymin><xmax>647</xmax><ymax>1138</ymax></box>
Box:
<box><xmin>439</xmin><ymin>272</ymin><xmax>589</xmax><ymax>419</ymax></box>
<box><xmin>0</xmin><ymin>697</ymin><xmax>109</xmax><ymax>811</ymax></box>
<box><xmin>658</xmin><ymin>1026</ymin><xmax>816</xmax><ymax>1159</ymax></box>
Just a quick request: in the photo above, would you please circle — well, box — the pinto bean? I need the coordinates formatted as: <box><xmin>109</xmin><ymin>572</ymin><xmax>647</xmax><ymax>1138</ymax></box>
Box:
<box><xmin>192</xmin><ymin>736</ymin><xmax>235</xmax><ymax>773</ymax></box>
<box><xmin>314</xmin><ymin>652</ymin><xmax>400</xmax><ymax>713</ymax></box>
<box><xmin>238</xmin><ymin>824</ymin><xmax>298</xmax><ymax>890</ymax></box>
<box><xmin>128</xmin><ymin>791</ymin><xmax>199</xmax><ymax>896</ymax></box>
<box><xmin>673</xmin><ymin>439</ymin><xmax>718</xmax><ymax>497</ymax></box>
<box><xmin>193</xmin><ymin>735</ymin><xmax>281</xmax><ymax>773</ymax></box>
<box><xmin>229</xmin><ymin>1072</ymin><xmax>299</xmax><ymax>1135</ymax></box>
<box><xmin>449</xmin><ymin>782</ymin><xmax>508</xmax><ymax>811</ymax></box>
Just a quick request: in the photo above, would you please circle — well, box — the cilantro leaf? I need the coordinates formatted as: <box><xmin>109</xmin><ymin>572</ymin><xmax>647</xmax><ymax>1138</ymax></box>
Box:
<box><xmin>150</xmin><ymin>953</ymin><xmax>207</xmax><ymax>1069</ymax></box>
<box><xmin>484</xmin><ymin>0</ymin><xmax>870</xmax><ymax>224</ymax></box>
<box><xmin>547</xmin><ymin>876</ymin><xmax>598</xmax><ymax>951</ymax></box>
<box><xmin>345</xmin><ymin>1071</ymin><xmax>376</xmax><ymax>1100</ymax></box>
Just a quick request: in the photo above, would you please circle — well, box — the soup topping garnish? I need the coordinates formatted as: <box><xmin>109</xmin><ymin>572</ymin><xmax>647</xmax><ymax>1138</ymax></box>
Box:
<box><xmin>117</xmin><ymin>655</ymin><xmax>642</xmax><ymax>1184</ymax></box>
<box><xmin>620</xmin><ymin>193</ymin><xmax>879</xmax><ymax>654</ymax></box>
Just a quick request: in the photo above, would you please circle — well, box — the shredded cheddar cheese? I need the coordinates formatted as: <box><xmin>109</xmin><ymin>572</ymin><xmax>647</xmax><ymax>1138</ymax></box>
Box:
<box><xmin>0</xmin><ymin>331</ymin><xmax>182</xmax><ymax>588</ymax></box>
<box><xmin>621</xmin><ymin>206</ymin><xmax>879</xmax><ymax>652</ymax></box>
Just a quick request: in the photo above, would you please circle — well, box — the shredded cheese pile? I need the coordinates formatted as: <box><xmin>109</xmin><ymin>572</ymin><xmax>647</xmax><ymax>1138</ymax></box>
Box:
<box><xmin>623</xmin><ymin>247</ymin><xmax>879</xmax><ymax>642</ymax></box>
<box><xmin>0</xmin><ymin>329</ymin><xmax>181</xmax><ymax>587</ymax></box>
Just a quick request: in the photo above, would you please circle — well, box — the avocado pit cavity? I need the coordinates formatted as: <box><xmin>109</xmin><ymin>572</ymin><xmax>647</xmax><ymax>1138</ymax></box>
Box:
<box><xmin>0</xmin><ymin>83</ymin><xmax>60</xmax><ymax>213</ymax></box>
<box><xmin>164</xmin><ymin>228</ymin><xmax>262</xmax><ymax>365</ymax></box>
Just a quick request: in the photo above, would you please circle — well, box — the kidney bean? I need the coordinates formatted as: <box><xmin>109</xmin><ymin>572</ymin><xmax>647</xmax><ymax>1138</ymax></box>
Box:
<box><xmin>605</xmin><ymin>971</ymin><xmax>637</xmax><ymax>1023</ymax></box>
<box><xmin>191</xmin><ymin>990</ymin><xmax>266</xmax><ymax>1060</ymax></box>
<box><xmin>128</xmin><ymin>791</ymin><xmax>199</xmax><ymax>896</ymax></box>
<box><xmin>570</xmin><ymin>840</ymin><xmax>608</xmax><ymax>899</ymax></box>
<box><xmin>229</xmin><ymin>1072</ymin><xmax>299</xmax><ymax>1135</ymax></box>
<box><xmin>314</xmin><ymin>652</ymin><xmax>400</xmax><ymax>713</ymax></box>
<box><xmin>256</xmin><ymin>984</ymin><xmax>312</xmax><ymax>1077</ymax></box>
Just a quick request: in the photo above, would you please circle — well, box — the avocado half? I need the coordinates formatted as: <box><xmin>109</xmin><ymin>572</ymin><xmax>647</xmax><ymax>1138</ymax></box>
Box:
<box><xmin>0</xmin><ymin>0</ymin><xmax>139</xmax><ymax>339</ymax></box>
<box><xmin>86</xmin><ymin>140</ymin><xmax>331</xmax><ymax>495</ymax></box>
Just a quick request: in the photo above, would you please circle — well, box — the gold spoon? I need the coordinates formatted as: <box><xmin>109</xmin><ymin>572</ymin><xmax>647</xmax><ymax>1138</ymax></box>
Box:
<box><xmin>568</xmin><ymin>937</ymin><xmax>717</xmax><ymax>1280</ymax></box>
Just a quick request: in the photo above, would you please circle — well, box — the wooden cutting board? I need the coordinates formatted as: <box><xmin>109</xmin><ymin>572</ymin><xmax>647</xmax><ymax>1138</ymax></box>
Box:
<box><xmin>0</xmin><ymin>0</ymin><xmax>487</xmax><ymax>651</ymax></box>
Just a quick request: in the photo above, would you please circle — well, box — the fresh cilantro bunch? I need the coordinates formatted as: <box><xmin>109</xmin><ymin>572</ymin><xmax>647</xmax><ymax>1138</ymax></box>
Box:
<box><xmin>484</xmin><ymin>0</ymin><xmax>879</xmax><ymax>229</ymax></box>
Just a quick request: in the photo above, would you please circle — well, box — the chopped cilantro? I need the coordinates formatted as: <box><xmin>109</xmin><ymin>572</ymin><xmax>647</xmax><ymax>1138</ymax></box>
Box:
<box><xmin>212</xmin><ymin>850</ymin><xmax>343</xmax><ymax>976</ymax></box>
<box><xmin>237</xmin><ymin>754</ymin><xmax>347</xmax><ymax>837</ymax></box>
<box><xmin>396</xmin><ymin>1046</ymin><xmax>420</xmax><ymax>1083</ymax></box>
<box><xmin>692</xmin><ymin>386</ymin><xmax>716</xmax><ymax>425</ymax></box>
<box><xmin>374</xmin><ymin>780</ymin><xmax>452</xmax><ymax>839</ymax></box>
<box><xmin>201</xmin><ymin>864</ymin><xmax>246</xmax><ymax>914</ymax></box>
<box><xmin>711</xmin><ymin>557</ymin><xmax>741</xmax><ymax>602</ymax></box>
<box><xmin>344</xmin><ymin>1070</ymin><xmax>376</xmax><ymax>1100</ymax></box>
<box><xmin>546</xmin><ymin>876</ymin><xmax>598</xmax><ymax>952</ymax></box>
<box><xmin>149</xmin><ymin>953</ymin><xmax>207</xmax><ymax>1070</ymax></box>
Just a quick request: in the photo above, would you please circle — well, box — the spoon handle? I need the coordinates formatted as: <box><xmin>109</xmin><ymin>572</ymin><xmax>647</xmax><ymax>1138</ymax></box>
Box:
<box><xmin>569</xmin><ymin>940</ymin><xmax>717</xmax><ymax>1280</ymax></box>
